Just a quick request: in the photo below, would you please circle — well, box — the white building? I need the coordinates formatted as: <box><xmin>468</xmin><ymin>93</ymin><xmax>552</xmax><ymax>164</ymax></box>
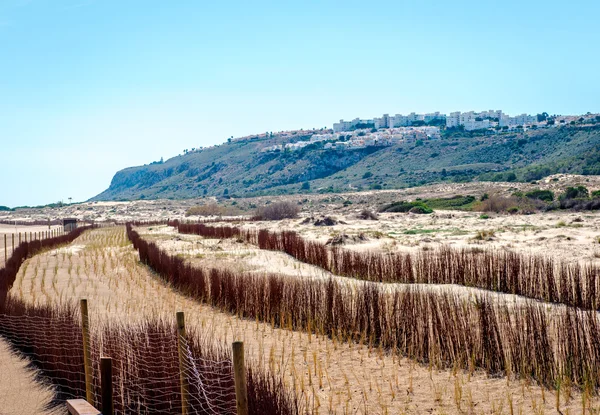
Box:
<box><xmin>446</xmin><ymin>110</ymin><xmax>508</xmax><ymax>129</ymax></box>
<box><xmin>333</xmin><ymin>118</ymin><xmax>374</xmax><ymax>132</ymax></box>
<box><xmin>464</xmin><ymin>120</ymin><xmax>491</xmax><ymax>131</ymax></box>
<box><xmin>499</xmin><ymin>113</ymin><xmax>537</xmax><ymax>127</ymax></box>
<box><xmin>446</xmin><ymin>112</ymin><xmax>461</xmax><ymax>128</ymax></box>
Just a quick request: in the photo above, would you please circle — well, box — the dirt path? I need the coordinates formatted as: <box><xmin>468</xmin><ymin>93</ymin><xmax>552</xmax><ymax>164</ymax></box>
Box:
<box><xmin>10</xmin><ymin>226</ymin><xmax>598</xmax><ymax>414</ymax></box>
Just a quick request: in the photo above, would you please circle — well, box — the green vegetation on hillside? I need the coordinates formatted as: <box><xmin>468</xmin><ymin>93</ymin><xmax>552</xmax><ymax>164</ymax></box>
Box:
<box><xmin>92</xmin><ymin>124</ymin><xmax>600</xmax><ymax>201</ymax></box>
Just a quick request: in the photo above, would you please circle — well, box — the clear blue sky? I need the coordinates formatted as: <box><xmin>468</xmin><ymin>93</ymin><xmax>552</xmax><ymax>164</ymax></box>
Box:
<box><xmin>1</xmin><ymin>0</ymin><xmax>599</xmax><ymax>207</ymax></box>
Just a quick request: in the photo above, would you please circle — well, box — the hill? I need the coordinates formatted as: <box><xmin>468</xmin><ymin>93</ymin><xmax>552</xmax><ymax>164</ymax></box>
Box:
<box><xmin>92</xmin><ymin>125</ymin><xmax>600</xmax><ymax>201</ymax></box>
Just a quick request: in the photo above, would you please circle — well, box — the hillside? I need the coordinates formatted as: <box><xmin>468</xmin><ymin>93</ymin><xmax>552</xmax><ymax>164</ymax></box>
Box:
<box><xmin>92</xmin><ymin>125</ymin><xmax>600</xmax><ymax>201</ymax></box>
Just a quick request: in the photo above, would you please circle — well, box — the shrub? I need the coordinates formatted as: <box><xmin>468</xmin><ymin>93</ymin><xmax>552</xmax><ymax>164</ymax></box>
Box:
<box><xmin>409</xmin><ymin>205</ymin><xmax>433</xmax><ymax>214</ymax></box>
<box><xmin>479</xmin><ymin>214</ymin><xmax>490</xmax><ymax>219</ymax></box>
<box><xmin>474</xmin><ymin>229</ymin><xmax>495</xmax><ymax>240</ymax></box>
<box><xmin>475</xmin><ymin>194</ymin><xmax>542</xmax><ymax>213</ymax></box>
<box><xmin>423</xmin><ymin>195</ymin><xmax>476</xmax><ymax>210</ymax></box>
<box><xmin>525</xmin><ymin>189</ymin><xmax>554</xmax><ymax>202</ymax></box>
<box><xmin>254</xmin><ymin>201</ymin><xmax>300</xmax><ymax>220</ymax></box>
<box><xmin>358</xmin><ymin>209</ymin><xmax>378</xmax><ymax>220</ymax></box>
<box><xmin>559</xmin><ymin>198</ymin><xmax>600</xmax><ymax>211</ymax></box>
<box><xmin>560</xmin><ymin>186</ymin><xmax>589</xmax><ymax>200</ymax></box>
<box><xmin>379</xmin><ymin>201</ymin><xmax>432</xmax><ymax>213</ymax></box>
<box><xmin>592</xmin><ymin>190</ymin><xmax>600</xmax><ymax>199</ymax></box>
<box><xmin>362</xmin><ymin>171</ymin><xmax>373</xmax><ymax>179</ymax></box>
<box><xmin>185</xmin><ymin>203</ymin><xmax>242</xmax><ymax>217</ymax></box>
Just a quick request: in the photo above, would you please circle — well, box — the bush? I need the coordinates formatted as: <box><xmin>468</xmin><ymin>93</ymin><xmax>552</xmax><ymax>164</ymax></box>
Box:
<box><xmin>592</xmin><ymin>190</ymin><xmax>600</xmax><ymax>199</ymax></box>
<box><xmin>423</xmin><ymin>195</ymin><xmax>476</xmax><ymax>210</ymax></box>
<box><xmin>362</xmin><ymin>171</ymin><xmax>373</xmax><ymax>179</ymax></box>
<box><xmin>475</xmin><ymin>194</ymin><xmax>542</xmax><ymax>213</ymax></box>
<box><xmin>185</xmin><ymin>203</ymin><xmax>242</xmax><ymax>217</ymax></box>
<box><xmin>559</xmin><ymin>198</ymin><xmax>600</xmax><ymax>211</ymax></box>
<box><xmin>379</xmin><ymin>201</ymin><xmax>432</xmax><ymax>213</ymax></box>
<box><xmin>409</xmin><ymin>205</ymin><xmax>433</xmax><ymax>214</ymax></box>
<box><xmin>560</xmin><ymin>186</ymin><xmax>589</xmax><ymax>200</ymax></box>
<box><xmin>525</xmin><ymin>189</ymin><xmax>554</xmax><ymax>202</ymax></box>
<box><xmin>479</xmin><ymin>214</ymin><xmax>490</xmax><ymax>219</ymax></box>
<box><xmin>358</xmin><ymin>209</ymin><xmax>379</xmax><ymax>220</ymax></box>
<box><xmin>254</xmin><ymin>201</ymin><xmax>300</xmax><ymax>220</ymax></box>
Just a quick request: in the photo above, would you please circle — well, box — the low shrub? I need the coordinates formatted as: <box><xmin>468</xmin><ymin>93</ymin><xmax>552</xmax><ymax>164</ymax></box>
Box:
<box><xmin>475</xmin><ymin>194</ymin><xmax>542</xmax><ymax>213</ymax></box>
<box><xmin>409</xmin><ymin>205</ymin><xmax>433</xmax><ymax>214</ymax></box>
<box><xmin>560</xmin><ymin>186</ymin><xmax>589</xmax><ymax>200</ymax></box>
<box><xmin>423</xmin><ymin>195</ymin><xmax>476</xmax><ymax>210</ymax></box>
<box><xmin>558</xmin><ymin>198</ymin><xmax>600</xmax><ymax>211</ymax></box>
<box><xmin>185</xmin><ymin>203</ymin><xmax>243</xmax><ymax>217</ymax></box>
<box><xmin>473</xmin><ymin>229</ymin><xmax>495</xmax><ymax>240</ymax></box>
<box><xmin>254</xmin><ymin>201</ymin><xmax>300</xmax><ymax>220</ymax></box>
<box><xmin>357</xmin><ymin>209</ymin><xmax>379</xmax><ymax>220</ymax></box>
<box><xmin>525</xmin><ymin>189</ymin><xmax>554</xmax><ymax>202</ymax></box>
<box><xmin>379</xmin><ymin>201</ymin><xmax>433</xmax><ymax>213</ymax></box>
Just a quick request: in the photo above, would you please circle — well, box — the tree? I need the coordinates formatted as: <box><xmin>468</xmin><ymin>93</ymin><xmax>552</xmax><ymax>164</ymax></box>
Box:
<box><xmin>301</xmin><ymin>181</ymin><xmax>310</xmax><ymax>190</ymax></box>
<box><xmin>362</xmin><ymin>171</ymin><xmax>373</xmax><ymax>179</ymax></box>
<box><xmin>223</xmin><ymin>188</ymin><xmax>229</xmax><ymax>196</ymax></box>
<box><xmin>537</xmin><ymin>112</ymin><xmax>549</xmax><ymax>122</ymax></box>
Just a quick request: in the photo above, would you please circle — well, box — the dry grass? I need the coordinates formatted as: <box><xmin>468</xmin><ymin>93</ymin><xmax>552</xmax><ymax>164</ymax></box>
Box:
<box><xmin>7</xmin><ymin>225</ymin><xmax>600</xmax><ymax>414</ymax></box>
<box><xmin>254</xmin><ymin>202</ymin><xmax>300</xmax><ymax>221</ymax></box>
<box><xmin>185</xmin><ymin>203</ymin><xmax>243</xmax><ymax>217</ymax></box>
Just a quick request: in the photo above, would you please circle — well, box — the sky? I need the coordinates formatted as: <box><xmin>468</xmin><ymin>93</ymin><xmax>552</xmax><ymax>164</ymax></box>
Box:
<box><xmin>1</xmin><ymin>0</ymin><xmax>599</xmax><ymax>207</ymax></box>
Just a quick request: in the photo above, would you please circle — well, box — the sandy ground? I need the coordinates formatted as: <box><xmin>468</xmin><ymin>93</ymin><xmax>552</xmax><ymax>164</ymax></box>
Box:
<box><xmin>0</xmin><ymin>338</ymin><xmax>58</xmax><ymax>415</ymax></box>
<box><xmin>2</xmin><ymin>173</ymin><xmax>599</xmax><ymax>224</ymax></box>
<box><xmin>225</xmin><ymin>210</ymin><xmax>600</xmax><ymax>266</ymax></box>
<box><xmin>8</xmin><ymin>226</ymin><xmax>600</xmax><ymax>414</ymax></box>
<box><xmin>139</xmin><ymin>225</ymin><xmax>566</xmax><ymax>310</ymax></box>
<box><xmin>0</xmin><ymin>224</ymin><xmax>63</xmax><ymax>268</ymax></box>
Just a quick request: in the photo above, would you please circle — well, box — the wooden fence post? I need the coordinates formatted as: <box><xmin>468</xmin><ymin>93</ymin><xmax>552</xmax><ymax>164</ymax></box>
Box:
<box><xmin>4</xmin><ymin>234</ymin><xmax>6</xmax><ymax>264</ymax></box>
<box><xmin>176</xmin><ymin>311</ymin><xmax>190</xmax><ymax>415</ymax></box>
<box><xmin>80</xmin><ymin>299</ymin><xmax>94</xmax><ymax>404</ymax></box>
<box><xmin>233</xmin><ymin>341</ymin><xmax>248</xmax><ymax>415</ymax></box>
<box><xmin>18</xmin><ymin>232</ymin><xmax>21</xmax><ymax>245</ymax></box>
<box><xmin>11</xmin><ymin>234</ymin><xmax>14</xmax><ymax>255</ymax></box>
<box><xmin>101</xmin><ymin>357</ymin><xmax>113</xmax><ymax>415</ymax></box>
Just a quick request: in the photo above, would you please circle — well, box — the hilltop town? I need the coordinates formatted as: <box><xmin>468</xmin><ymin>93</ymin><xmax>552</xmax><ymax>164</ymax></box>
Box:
<box><xmin>256</xmin><ymin>109</ymin><xmax>600</xmax><ymax>154</ymax></box>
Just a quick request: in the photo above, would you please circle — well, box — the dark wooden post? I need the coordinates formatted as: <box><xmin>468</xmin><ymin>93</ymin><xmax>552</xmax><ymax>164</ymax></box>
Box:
<box><xmin>101</xmin><ymin>357</ymin><xmax>113</xmax><ymax>415</ymax></box>
<box><xmin>233</xmin><ymin>341</ymin><xmax>248</xmax><ymax>415</ymax></box>
<box><xmin>80</xmin><ymin>299</ymin><xmax>93</xmax><ymax>404</ymax></box>
<box><xmin>176</xmin><ymin>312</ymin><xmax>190</xmax><ymax>415</ymax></box>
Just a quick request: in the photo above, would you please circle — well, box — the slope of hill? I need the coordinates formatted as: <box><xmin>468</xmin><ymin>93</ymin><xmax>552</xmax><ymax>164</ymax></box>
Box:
<box><xmin>92</xmin><ymin>125</ymin><xmax>600</xmax><ymax>201</ymax></box>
